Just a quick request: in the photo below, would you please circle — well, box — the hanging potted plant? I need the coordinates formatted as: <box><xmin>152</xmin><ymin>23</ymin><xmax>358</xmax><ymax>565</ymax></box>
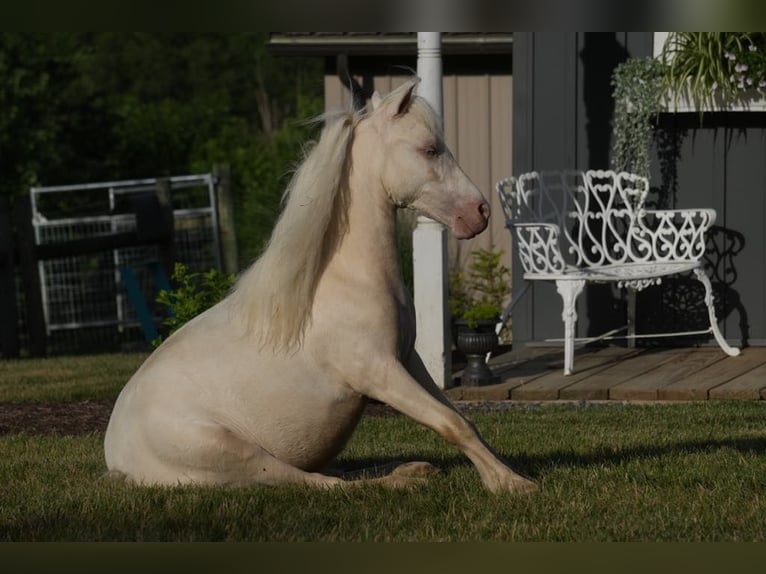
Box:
<box><xmin>660</xmin><ymin>32</ymin><xmax>766</xmax><ymax>114</ymax></box>
<box><xmin>608</xmin><ymin>32</ymin><xmax>766</xmax><ymax>214</ymax></box>
<box><xmin>610</xmin><ymin>56</ymin><xmax>666</xmax><ymax>177</ymax></box>
<box><xmin>611</xmin><ymin>34</ymin><xmax>766</xmax><ymax>174</ymax></box>
<box><xmin>449</xmin><ymin>248</ymin><xmax>510</xmax><ymax>386</ymax></box>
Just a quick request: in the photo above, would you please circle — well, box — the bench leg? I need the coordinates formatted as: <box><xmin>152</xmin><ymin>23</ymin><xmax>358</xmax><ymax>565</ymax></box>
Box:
<box><xmin>692</xmin><ymin>268</ymin><xmax>741</xmax><ymax>357</ymax></box>
<box><xmin>556</xmin><ymin>279</ymin><xmax>586</xmax><ymax>375</ymax></box>
<box><xmin>626</xmin><ymin>289</ymin><xmax>637</xmax><ymax>349</ymax></box>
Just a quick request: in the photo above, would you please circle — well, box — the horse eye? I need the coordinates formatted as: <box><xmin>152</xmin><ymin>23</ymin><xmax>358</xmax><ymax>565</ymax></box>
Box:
<box><xmin>424</xmin><ymin>146</ymin><xmax>439</xmax><ymax>158</ymax></box>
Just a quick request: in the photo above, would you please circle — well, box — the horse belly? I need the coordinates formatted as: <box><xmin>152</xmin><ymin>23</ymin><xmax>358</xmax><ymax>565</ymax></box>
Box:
<box><xmin>233</xmin><ymin>370</ymin><xmax>368</xmax><ymax>471</ymax></box>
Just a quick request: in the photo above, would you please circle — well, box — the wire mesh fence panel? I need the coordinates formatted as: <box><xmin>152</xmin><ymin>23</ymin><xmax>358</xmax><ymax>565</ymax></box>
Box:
<box><xmin>21</xmin><ymin>174</ymin><xmax>221</xmax><ymax>354</ymax></box>
<box><xmin>37</xmin><ymin>218</ymin><xmax>119</xmax><ymax>331</ymax></box>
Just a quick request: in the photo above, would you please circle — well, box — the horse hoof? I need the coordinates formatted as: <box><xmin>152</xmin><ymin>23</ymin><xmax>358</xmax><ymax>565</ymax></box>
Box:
<box><xmin>390</xmin><ymin>461</ymin><xmax>441</xmax><ymax>478</ymax></box>
<box><xmin>494</xmin><ymin>476</ymin><xmax>538</xmax><ymax>495</ymax></box>
<box><xmin>513</xmin><ymin>477</ymin><xmax>539</xmax><ymax>494</ymax></box>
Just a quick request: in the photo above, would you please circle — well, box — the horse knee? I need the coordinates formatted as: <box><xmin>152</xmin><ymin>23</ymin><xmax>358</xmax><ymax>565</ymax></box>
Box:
<box><xmin>436</xmin><ymin>411</ymin><xmax>480</xmax><ymax>447</ymax></box>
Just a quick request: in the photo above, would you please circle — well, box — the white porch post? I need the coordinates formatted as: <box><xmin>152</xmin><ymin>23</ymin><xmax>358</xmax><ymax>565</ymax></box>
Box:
<box><xmin>414</xmin><ymin>32</ymin><xmax>451</xmax><ymax>389</ymax></box>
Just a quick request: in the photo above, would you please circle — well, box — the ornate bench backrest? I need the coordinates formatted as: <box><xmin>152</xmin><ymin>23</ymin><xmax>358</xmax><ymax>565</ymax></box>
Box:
<box><xmin>498</xmin><ymin>170</ymin><xmax>650</xmax><ymax>271</ymax></box>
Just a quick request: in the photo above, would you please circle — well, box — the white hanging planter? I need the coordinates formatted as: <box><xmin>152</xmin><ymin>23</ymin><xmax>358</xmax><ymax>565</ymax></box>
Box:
<box><xmin>653</xmin><ymin>32</ymin><xmax>766</xmax><ymax>113</ymax></box>
<box><xmin>662</xmin><ymin>84</ymin><xmax>766</xmax><ymax>113</ymax></box>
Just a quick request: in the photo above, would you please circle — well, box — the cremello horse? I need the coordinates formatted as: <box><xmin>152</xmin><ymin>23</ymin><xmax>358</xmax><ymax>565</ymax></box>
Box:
<box><xmin>104</xmin><ymin>79</ymin><xmax>536</xmax><ymax>494</ymax></box>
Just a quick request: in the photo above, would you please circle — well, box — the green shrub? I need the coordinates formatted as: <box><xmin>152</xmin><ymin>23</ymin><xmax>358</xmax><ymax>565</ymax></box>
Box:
<box><xmin>153</xmin><ymin>262</ymin><xmax>234</xmax><ymax>346</ymax></box>
<box><xmin>448</xmin><ymin>248</ymin><xmax>511</xmax><ymax>328</ymax></box>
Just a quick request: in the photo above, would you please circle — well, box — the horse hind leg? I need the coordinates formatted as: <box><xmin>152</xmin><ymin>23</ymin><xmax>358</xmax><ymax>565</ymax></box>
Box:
<box><xmin>143</xmin><ymin>422</ymin><xmax>437</xmax><ymax>489</ymax></box>
<box><xmin>146</xmin><ymin>423</ymin><xmax>345</xmax><ymax>488</ymax></box>
<box><xmin>340</xmin><ymin>460</ymin><xmax>441</xmax><ymax>489</ymax></box>
<box><xmin>202</xmin><ymin>436</ymin><xmax>439</xmax><ymax>490</ymax></box>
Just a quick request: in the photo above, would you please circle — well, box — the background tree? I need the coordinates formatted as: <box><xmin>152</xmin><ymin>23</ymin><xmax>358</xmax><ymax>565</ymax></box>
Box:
<box><xmin>0</xmin><ymin>32</ymin><xmax>324</xmax><ymax>266</ymax></box>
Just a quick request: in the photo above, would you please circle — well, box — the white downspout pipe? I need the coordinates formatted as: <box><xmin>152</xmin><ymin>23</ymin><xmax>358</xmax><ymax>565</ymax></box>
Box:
<box><xmin>413</xmin><ymin>32</ymin><xmax>452</xmax><ymax>389</ymax></box>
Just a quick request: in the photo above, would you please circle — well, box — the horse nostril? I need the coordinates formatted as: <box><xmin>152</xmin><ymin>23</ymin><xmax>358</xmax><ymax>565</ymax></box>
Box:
<box><xmin>479</xmin><ymin>201</ymin><xmax>490</xmax><ymax>220</ymax></box>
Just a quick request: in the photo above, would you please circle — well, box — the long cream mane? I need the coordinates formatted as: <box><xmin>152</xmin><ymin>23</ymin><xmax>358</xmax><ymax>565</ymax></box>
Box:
<box><xmin>229</xmin><ymin>109</ymin><xmax>357</xmax><ymax>351</ymax></box>
<box><xmin>230</xmin><ymin>79</ymin><xmax>431</xmax><ymax>352</ymax></box>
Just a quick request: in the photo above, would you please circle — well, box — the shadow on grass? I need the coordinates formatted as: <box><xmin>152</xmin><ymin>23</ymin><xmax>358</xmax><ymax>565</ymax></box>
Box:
<box><xmin>513</xmin><ymin>435</ymin><xmax>766</xmax><ymax>477</ymax></box>
<box><xmin>330</xmin><ymin>435</ymin><xmax>766</xmax><ymax>482</ymax></box>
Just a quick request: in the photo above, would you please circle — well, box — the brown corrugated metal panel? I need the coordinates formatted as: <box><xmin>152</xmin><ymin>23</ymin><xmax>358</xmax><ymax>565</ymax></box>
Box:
<box><xmin>447</xmin><ymin>75</ymin><xmax>513</xmax><ymax>275</ymax></box>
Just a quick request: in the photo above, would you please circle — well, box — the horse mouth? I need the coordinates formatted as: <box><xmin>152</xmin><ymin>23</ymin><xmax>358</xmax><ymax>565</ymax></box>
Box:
<box><xmin>453</xmin><ymin>216</ymin><xmax>489</xmax><ymax>239</ymax></box>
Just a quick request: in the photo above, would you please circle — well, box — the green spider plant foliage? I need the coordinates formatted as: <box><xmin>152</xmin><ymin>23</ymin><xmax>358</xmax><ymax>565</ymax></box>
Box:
<box><xmin>660</xmin><ymin>32</ymin><xmax>766</xmax><ymax>114</ymax></box>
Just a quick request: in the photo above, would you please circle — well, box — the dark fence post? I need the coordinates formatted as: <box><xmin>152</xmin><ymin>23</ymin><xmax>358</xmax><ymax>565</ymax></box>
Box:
<box><xmin>214</xmin><ymin>164</ymin><xmax>238</xmax><ymax>274</ymax></box>
<box><xmin>0</xmin><ymin>195</ymin><xmax>19</xmax><ymax>357</ymax></box>
<box><xmin>13</xmin><ymin>195</ymin><xmax>46</xmax><ymax>357</ymax></box>
<box><xmin>150</xmin><ymin>178</ymin><xmax>175</xmax><ymax>280</ymax></box>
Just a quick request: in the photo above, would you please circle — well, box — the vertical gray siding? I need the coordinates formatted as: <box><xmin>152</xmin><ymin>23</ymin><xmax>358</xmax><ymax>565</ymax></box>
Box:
<box><xmin>723</xmin><ymin>122</ymin><xmax>766</xmax><ymax>344</ymax></box>
<box><xmin>512</xmin><ymin>33</ymin><xmax>581</xmax><ymax>345</ymax></box>
<box><xmin>655</xmin><ymin>113</ymin><xmax>766</xmax><ymax>346</ymax></box>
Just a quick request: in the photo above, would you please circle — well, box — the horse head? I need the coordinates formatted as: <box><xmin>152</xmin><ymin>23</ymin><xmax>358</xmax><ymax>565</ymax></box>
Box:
<box><xmin>362</xmin><ymin>79</ymin><xmax>490</xmax><ymax>239</ymax></box>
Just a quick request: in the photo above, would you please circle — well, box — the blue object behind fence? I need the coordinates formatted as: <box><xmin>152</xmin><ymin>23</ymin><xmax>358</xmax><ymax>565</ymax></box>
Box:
<box><xmin>120</xmin><ymin>261</ymin><xmax>171</xmax><ymax>344</ymax></box>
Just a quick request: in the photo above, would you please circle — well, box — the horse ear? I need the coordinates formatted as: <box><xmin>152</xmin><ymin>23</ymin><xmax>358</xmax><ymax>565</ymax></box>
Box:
<box><xmin>373</xmin><ymin>79</ymin><xmax>420</xmax><ymax>118</ymax></box>
<box><xmin>392</xmin><ymin>82</ymin><xmax>417</xmax><ymax>117</ymax></box>
<box><xmin>371</xmin><ymin>91</ymin><xmax>383</xmax><ymax>110</ymax></box>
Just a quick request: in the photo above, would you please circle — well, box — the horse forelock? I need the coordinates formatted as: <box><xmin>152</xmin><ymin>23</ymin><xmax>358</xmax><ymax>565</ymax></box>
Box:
<box><xmin>230</xmin><ymin>110</ymin><xmax>358</xmax><ymax>352</ymax></box>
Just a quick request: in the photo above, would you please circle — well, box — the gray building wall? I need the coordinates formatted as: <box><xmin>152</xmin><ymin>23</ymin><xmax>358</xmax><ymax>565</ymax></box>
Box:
<box><xmin>511</xmin><ymin>32</ymin><xmax>765</xmax><ymax>349</ymax></box>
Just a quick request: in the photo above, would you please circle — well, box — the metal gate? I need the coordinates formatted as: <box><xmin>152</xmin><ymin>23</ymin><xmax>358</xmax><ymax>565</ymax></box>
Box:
<box><xmin>29</xmin><ymin>174</ymin><xmax>221</xmax><ymax>344</ymax></box>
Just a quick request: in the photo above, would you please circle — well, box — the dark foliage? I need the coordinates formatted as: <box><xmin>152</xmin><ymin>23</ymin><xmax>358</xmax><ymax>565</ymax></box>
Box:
<box><xmin>0</xmin><ymin>33</ymin><xmax>324</xmax><ymax>265</ymax></box>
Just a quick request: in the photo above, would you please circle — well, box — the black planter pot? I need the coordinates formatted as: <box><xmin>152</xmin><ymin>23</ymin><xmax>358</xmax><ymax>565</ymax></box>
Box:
<box><xmin>454</xmin><ymin>318</ymin><xmax>500</xmax><ymax>386</ymax></box>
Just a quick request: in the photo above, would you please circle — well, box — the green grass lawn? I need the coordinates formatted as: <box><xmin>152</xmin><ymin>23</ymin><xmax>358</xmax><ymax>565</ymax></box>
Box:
<box><xmin>0</xmin><ymin>353</ymin><xmax>147</xmax><ymax>402</ymax></box>
<box><xmin>2</xmin><ymin>354</ymin><xmax>766</xmax><ymax>541</ymax></box>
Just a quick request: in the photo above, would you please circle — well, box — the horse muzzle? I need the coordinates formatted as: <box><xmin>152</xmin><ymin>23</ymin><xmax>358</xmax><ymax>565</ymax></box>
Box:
<box><xmin>452</xmin><ymin>200</ymin><xmax>490</xmax><ymax>239</ymax></box>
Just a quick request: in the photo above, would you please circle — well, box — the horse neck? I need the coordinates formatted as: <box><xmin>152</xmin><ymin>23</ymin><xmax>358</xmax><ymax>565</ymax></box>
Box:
<box><xmin>330</xmin><ymin>165</ymin><xmax>401</xmax><ymax>283</ymax></box>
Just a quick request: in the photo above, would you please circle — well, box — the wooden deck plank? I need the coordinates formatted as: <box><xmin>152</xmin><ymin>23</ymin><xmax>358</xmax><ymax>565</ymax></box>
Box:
<box><xmin>447</xmin><ymin>345</ymin><xmax>766</xmax><ymax>403</ymax></box>
<box><xmin>608</xmin><ymin>349</ymin><xmax>724</xmax><ymax>401</ymax></box>
<box><xmin>559</xmin><ymin>348</ymin><xmax>675</xmax><ymax>400</ymax></box>
<box><xmin>489</xmin><ymin>345</ymin><xmax>564</xmax><ymax>366</ymax></box>
<box><xmin>708</xmin><ymin>350</ymin><xmax>766</xmax><ymax>400</ymax></box>
<box><xmin>446</xmin><ymin>348</ymin><xmax>561</xmax><ymax>401</ymax></box>
<box><xmin>445</xmin><ymin>380</ymin><xmax>516</xmax><ymax>401</ymax></box>
<box><xmin>511</xmin><ymin>347</ymin><xmax>637</xmax><ymax>401</ymax></box>
<box><xmin>660</xmin><ymin>348</ymin><xmax>765</xmax><ymax>400</ymax></box>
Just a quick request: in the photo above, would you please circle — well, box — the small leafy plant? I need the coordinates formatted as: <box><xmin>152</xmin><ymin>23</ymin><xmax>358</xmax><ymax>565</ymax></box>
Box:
<box><xmin>449</xmin><ymin>248</ymin><xmax>510</xmax><ymax>328</ymax></box>
<box><xmin>153</xmin><ymin>262</ymin><xmax>234</xmax><ymax>346</ymax></box>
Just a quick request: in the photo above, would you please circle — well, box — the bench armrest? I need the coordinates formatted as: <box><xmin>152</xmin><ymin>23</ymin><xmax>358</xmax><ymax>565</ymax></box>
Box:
<box><xmin>511</xmin><ymin>222</ymin><xmax>567</xmax><ymax>274</ymax></box>
<box><xmin>633</xmin><ymin>208</ymin><xmax>716</xmax><ymax>262</ymax></box>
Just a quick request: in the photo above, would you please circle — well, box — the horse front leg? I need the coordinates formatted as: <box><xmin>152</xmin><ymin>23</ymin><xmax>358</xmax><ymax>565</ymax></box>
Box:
<box><xmin>359</xmin><ymin>353</ymin><xmax>537</xmax><ymax>494</ymax></box>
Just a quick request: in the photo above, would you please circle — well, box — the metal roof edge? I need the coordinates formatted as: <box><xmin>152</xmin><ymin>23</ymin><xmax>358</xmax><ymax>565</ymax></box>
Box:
<box><xmin>268</xmin><ymin>33</ymin><xmax>513</xmax><ymax>56</ymax></box>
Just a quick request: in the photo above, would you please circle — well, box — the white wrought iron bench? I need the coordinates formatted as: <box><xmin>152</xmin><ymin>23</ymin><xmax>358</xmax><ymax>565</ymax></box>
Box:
<box><xmin>497</xmin><ymin>170</ymin><xmax>740</xmax><ymax>375</ymax></box>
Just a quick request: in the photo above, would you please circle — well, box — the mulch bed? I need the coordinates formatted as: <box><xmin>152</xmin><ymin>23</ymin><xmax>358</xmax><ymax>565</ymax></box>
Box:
<box><xmin>0</xmin><ymin>400</ymin><xmax>116</xmax><ymax>436</ymax></box>
<box><xmin>0</xmin><ymin>400</ymin><xmax>403</xmax><ymax>436</ymax></box>
<box><xmin>0</xmin><ymin>398</ymin><xmax>538</xmax><ymax>436</ymax></box>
